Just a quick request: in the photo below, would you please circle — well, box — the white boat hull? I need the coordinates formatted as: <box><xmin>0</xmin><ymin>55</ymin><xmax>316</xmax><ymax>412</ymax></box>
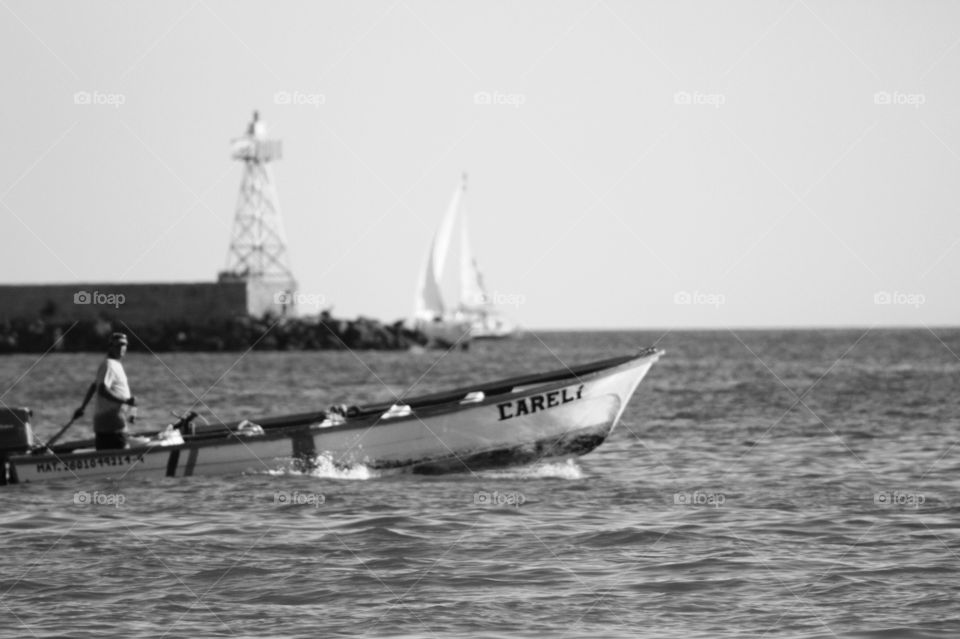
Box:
<box><xmin>6</xmin><ymin>349</ymin><xmax>660</xmax><ymax>483</ymax></box>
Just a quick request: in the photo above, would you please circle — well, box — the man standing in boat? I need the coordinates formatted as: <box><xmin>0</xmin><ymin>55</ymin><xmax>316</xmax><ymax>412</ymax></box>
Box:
<box><xmin>73</xmin><ymin>332</ymin><xmax>136</xmax><ymax>450</ymax></box>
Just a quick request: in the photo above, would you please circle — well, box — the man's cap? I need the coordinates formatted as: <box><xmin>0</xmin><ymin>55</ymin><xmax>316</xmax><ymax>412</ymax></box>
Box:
<box><xmin>110</xmin><ymin>332</ymin><xmax>128</xmax><ymax>345</ymax></box>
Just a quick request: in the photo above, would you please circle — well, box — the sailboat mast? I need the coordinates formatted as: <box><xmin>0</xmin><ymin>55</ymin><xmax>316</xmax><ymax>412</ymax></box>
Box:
<box><xmin>460</xmin><ymin>177</ymin><xmax>473</xmax><ymax>307</ymax></box>
<box><xmin>459</xmin><ymin>173</ymin><xmax>491</xmax><ymax>311</ymax></box>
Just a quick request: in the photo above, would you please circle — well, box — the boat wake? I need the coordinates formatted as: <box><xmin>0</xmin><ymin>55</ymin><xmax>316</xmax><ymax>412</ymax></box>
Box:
<box><xmin>476</xmin><ymin>458</ymin><xmax>585</xmax><ymax>480</ymax></box>
<box><xmin>307</xmin><ymin>454</ymin><xmax>380</xmax><ymax>480</ymax></box>
<box><xmin>262</xmin><ymin>454</ymin><xmax>380</xmax><ymax>480</ymax></box>
<box><xmin>260</xmin><ymin>456</ymin><xmax>584</xmax><ymax>481</ymax></box>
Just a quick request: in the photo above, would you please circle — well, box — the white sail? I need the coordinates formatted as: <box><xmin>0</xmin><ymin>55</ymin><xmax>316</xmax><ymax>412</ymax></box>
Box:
<box><xmin>414</xmin><ymin>235</ymin><xmax>445</xmax><ymax>319</ymax></box>
<box><xmin>414</xmin><ymin>181</ymin><xmax>461</xmax><ymax>319</ymax></box>
<box><xmin>434</xmin><ymin>179</ymin><xmax>462</xmax><ymax>278</ymax></box>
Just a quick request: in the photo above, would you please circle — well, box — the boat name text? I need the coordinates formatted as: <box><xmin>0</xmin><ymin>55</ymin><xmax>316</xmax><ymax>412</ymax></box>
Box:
<box><xmin>497</xmin><ymin>385</ymin><xmax>584</xmax><ymax>421</ymax></box>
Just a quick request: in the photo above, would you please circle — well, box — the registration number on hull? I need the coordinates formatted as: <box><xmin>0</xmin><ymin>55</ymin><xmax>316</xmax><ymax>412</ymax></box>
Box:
<box><xmin>32</xmin><ymin>453</ymin><xmax>147</xmax><ymax>474</ymax></box>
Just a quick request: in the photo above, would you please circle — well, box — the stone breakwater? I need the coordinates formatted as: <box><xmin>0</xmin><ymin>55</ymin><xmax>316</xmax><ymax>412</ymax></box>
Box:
<box><xmin>0</xmin><ymin>314</ymin><xmax>429</xmax><ymax>353</ymax></box>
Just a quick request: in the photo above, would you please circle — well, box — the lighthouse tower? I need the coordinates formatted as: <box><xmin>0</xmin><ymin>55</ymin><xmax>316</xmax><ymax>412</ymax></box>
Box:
<box><xmin>220</xmin><ymin>111</ymin><xmax>297</xmax><ymax>316</ymax></box>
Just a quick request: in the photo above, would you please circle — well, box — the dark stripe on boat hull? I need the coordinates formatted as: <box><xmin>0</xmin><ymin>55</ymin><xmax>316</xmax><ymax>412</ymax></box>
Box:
<box><xmin>184</xmin><ymin>447</ymin><xmax>199</xmax><ymax>477</ymax></box>
<box><xmin>166</xmin><ymin>450</ymin><xmax>180</xmax><ymax>477</ymax></box>
<box><xmin>291</xmin><ymin>428</ymin><xmax>317</xmax><ymax>472</ymax></box>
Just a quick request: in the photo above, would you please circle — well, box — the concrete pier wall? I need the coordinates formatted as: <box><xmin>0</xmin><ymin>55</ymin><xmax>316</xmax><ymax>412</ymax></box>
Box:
<box><xmin>0</xmin><ymin>280</ymin><xmax>426</xmax><ymax>352</ymax></box>
<box><xmin>0</xmin><ymin>281</ymin><xmax>281</xmax><ymax>324</ymax></box>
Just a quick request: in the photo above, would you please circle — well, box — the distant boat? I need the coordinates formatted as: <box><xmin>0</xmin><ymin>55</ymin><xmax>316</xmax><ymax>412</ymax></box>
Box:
<box><xmin>412</xmin><ymin>175</ymin><xmax>516</xmax><ymax>345</ymax></box>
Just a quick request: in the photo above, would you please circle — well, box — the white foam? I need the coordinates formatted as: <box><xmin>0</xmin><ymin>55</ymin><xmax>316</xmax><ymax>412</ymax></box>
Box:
<box><xmin>309</xmin><ymin>454</ymin><xmax>380</xmax><ymax>480</ymax></box>
<box><xmin>479</xmin><ymin>458</ymin><xmax>585</xmax><ymax>480</ymax></box>
<box><xmin>260</xmin><ymin>454</ymin><xmax>380</xmax><ymax>480</ymax></box>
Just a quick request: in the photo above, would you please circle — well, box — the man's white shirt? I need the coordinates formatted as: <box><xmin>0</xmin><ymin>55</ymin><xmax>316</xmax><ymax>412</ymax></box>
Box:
<box><xmin>94</xmin><ymin>358</ymin><xmax>130</xmax><ymax>416</ymax></box>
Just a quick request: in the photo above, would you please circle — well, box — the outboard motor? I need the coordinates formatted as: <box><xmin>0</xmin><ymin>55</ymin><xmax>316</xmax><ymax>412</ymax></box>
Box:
<box><xmin>0</xmin><ymin>407</ymin><xmax>34</xmax><ymax>485</ymax></box>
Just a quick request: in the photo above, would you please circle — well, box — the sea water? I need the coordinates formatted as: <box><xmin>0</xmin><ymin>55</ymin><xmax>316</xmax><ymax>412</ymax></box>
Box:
<box><xmin>1</xmin><ymin>329</ymin><xmax>958</xmax><ymax>638</ymax></box>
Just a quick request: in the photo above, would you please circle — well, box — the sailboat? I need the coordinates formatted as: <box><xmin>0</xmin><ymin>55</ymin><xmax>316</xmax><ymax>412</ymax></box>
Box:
<box><xmin>413</xmin><ymin>175</ymin><xmax>515</xmax><ymax>346</ymax></box>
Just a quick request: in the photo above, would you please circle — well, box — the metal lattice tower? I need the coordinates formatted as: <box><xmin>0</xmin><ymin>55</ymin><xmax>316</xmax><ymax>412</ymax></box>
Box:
<box><xmin>222</xmin><ymin>111</ymin><xmax>294</xmax><ymax>281</ymax></box>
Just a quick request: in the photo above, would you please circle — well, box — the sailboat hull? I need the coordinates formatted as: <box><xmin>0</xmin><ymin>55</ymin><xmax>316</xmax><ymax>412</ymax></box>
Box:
<box><xmin>467</xmin><ymin>316</ymin><xmax>517</xmax><ymax>339</ymax></box>
<box><xmin>414</xmin><ymin>318</ymin><xmax>471</xmax><ymax>348</ymax></box>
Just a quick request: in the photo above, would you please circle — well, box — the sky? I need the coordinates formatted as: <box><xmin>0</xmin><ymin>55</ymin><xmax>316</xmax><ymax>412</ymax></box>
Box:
<box><xmin>0</xmin><ymin>0</ymin><xmax>957</xmax><ymax>329</ymax></box>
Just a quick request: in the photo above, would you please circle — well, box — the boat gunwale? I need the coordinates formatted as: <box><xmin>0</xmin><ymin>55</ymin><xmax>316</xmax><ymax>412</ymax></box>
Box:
<box><xmin>328</xmin><ymin>346</ymin><xmax>660</xmax><ymax>417</ymax></box>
